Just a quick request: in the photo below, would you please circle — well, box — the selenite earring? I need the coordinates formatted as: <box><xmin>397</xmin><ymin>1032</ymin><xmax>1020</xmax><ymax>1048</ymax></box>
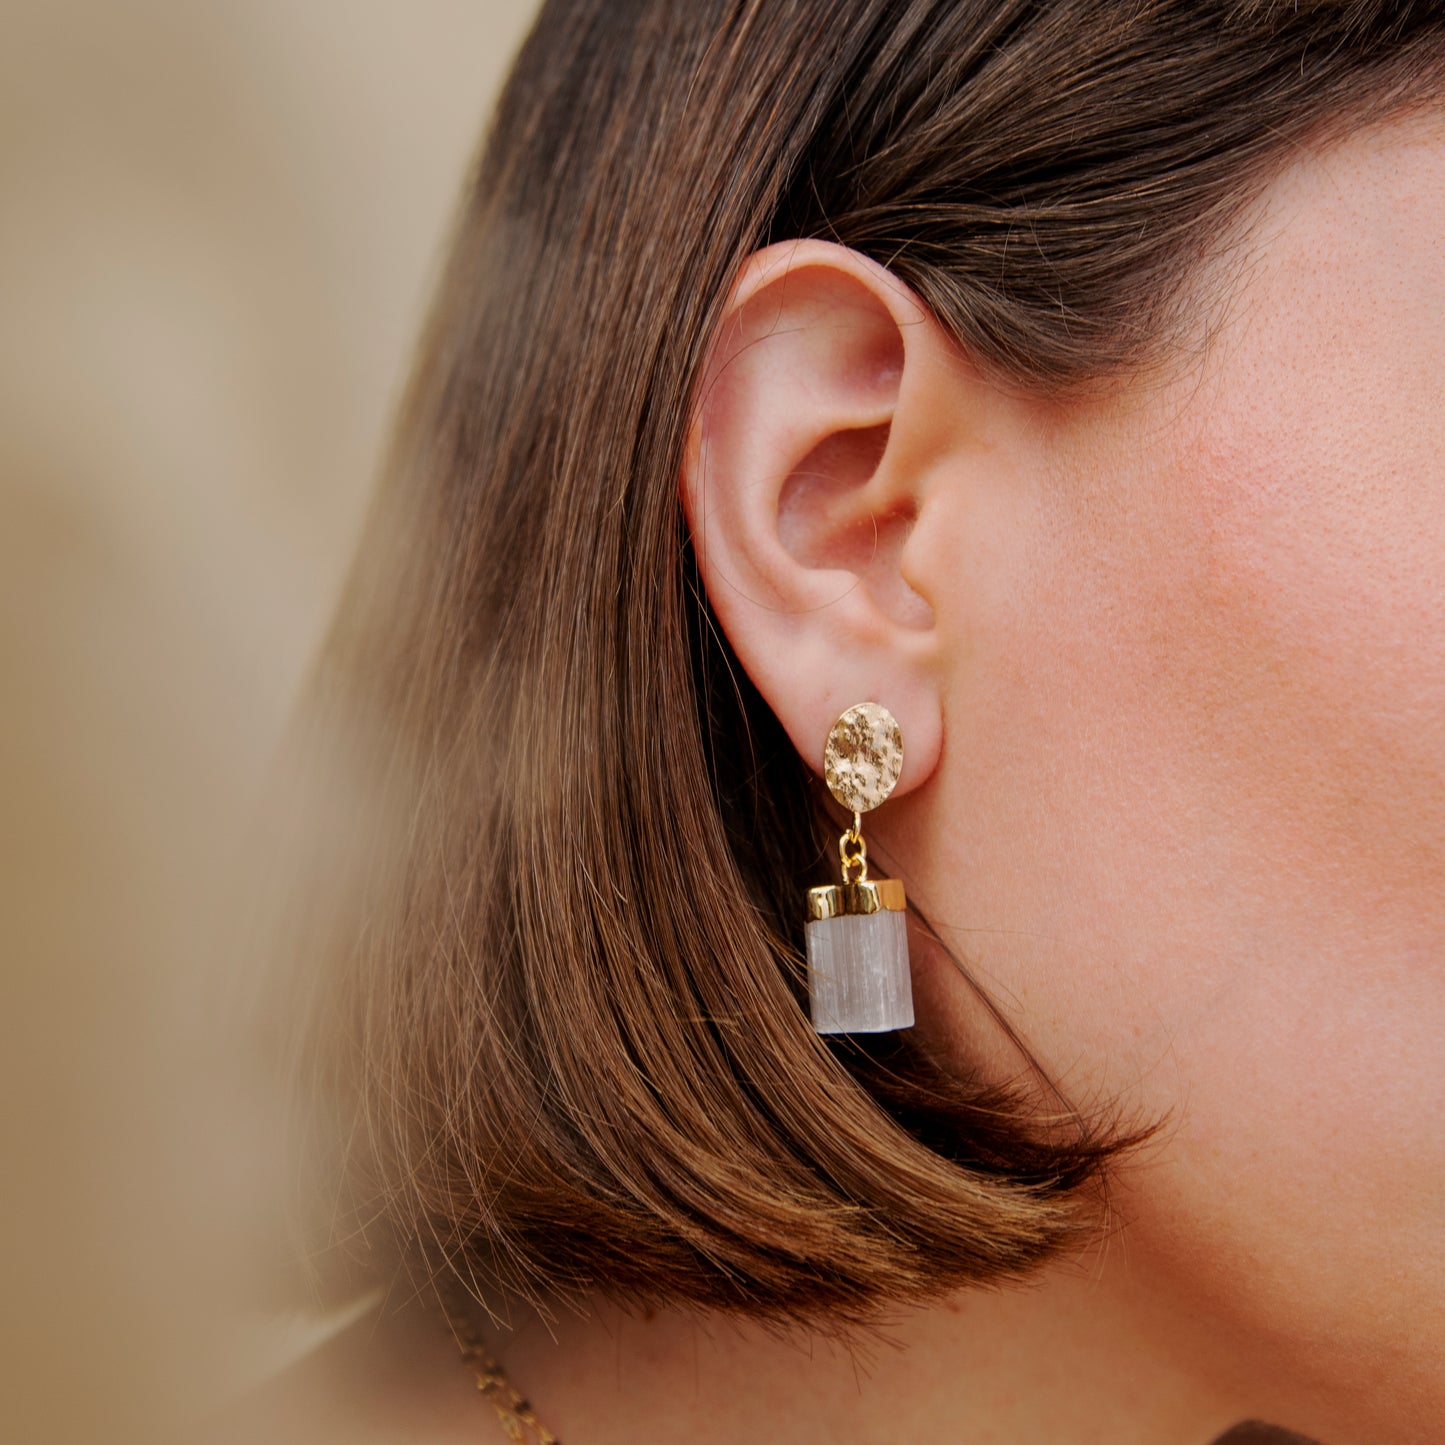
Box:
<box><xmin>805</xmin><ymin>702</ymin><xmax>914</xmax><ymax>1034</ymax></box>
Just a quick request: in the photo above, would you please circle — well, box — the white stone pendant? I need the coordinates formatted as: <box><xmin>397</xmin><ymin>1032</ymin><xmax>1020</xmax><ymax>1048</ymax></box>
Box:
<box><xmin>807</xmin><ymin>702</ymin><xmax>914</xmax><ymax>1034</ymax></box>
<box><xmin>806</xmin><ymin>880</ymin><xmax>914</xmax><ymax>1033</ymax></box>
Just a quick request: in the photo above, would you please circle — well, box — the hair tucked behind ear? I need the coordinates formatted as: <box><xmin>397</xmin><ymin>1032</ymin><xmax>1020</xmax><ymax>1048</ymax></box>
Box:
<box><xmin>268</xmin><ymin>0</ymin><xmax>1445</xmax><ymax>1324</ymax></box>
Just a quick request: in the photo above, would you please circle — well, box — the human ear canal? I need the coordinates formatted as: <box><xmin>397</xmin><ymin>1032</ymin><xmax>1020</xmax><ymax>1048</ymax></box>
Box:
<box><xmin>778</xmin><ymin>422</ymin><xmax>933</xmax><ymax>631</ymax></box>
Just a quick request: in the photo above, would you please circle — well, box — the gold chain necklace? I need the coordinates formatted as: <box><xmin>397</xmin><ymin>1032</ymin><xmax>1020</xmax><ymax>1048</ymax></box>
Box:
<box><xmin>437</xmin><ymin>1285</ymin><xmax>562</xmax><ymax>1444</ymax></box>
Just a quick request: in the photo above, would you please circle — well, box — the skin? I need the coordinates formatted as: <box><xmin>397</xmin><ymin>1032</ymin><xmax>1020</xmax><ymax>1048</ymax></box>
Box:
<box><xmin>220</xmin><ymin>110</ymin><xmax>1444</xmax><ymax>1444</ymax></box>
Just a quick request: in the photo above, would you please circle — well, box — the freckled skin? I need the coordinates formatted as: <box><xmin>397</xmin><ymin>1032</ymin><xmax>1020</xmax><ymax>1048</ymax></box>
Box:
<box><xmin>899</xmin><ymin>112</ymin><xmax>1445</xmax><ymax>1435</ymax></box>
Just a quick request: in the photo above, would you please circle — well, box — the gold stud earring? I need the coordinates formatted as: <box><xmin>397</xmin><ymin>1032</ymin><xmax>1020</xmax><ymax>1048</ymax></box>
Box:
<box><xmin>805</xmin><ymin>702</ymin><xmax>913</xmax><ymax>1034</ymax></box>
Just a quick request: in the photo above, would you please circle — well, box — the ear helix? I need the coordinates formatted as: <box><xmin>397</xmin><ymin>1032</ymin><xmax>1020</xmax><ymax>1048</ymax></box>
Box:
<box><xmin>805</xmin><ymin>702</ymin><xmax>914</xmax><ymax>1034</ymax></box>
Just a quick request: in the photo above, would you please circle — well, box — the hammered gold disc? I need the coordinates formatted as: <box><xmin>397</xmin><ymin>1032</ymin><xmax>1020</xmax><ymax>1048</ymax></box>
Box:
<box><xmin>823</xmin><ymin>702</ymin><xmax>903</xmax><ymax>814</ymax></box>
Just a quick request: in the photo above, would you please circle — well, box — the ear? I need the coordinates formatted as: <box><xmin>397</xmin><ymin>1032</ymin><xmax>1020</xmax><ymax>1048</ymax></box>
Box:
<box><xmin>681</xmin><ymin>239</ymin><xmax>974</xmax><ymax>800</ymax></box>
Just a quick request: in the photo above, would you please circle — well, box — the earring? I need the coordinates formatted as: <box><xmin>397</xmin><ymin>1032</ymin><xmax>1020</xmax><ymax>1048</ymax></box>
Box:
<box><xmin>805</xmin><ymin>702</ymin><xmax>914</xmax><ymax>1034</ymax></box>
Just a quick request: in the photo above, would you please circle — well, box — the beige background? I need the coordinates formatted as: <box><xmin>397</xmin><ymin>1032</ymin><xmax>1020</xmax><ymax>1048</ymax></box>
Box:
<box><xmin>0</xmin><ymin>3</ymin><xmax>539</xmax><ymax>1441</ymax></box>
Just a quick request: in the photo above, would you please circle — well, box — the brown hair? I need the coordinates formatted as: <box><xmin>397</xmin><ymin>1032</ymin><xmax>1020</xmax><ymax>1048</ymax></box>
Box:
<box><xmin>275</xmin><ymin>0</ymin><xmax>1445</xmax><ymax>1325</ymax></box>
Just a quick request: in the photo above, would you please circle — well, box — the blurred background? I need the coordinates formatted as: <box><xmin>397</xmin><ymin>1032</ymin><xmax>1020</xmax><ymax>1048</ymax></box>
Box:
<box><xmin>0</xmin><ymin>3</ymin><xmax>539</xmax><ymax>1440</ymax></box>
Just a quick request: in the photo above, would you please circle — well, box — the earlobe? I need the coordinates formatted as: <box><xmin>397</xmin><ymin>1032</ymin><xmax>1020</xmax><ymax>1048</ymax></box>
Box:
<box><xmin>680</xmin><ymin>240</ymin><xmax>961</xmax><ymax>798</ymax></box>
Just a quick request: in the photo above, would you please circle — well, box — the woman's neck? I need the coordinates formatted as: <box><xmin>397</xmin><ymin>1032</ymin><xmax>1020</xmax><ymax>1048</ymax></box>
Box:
<box><xmin>480</xmin><ymin>1248</ymin><xmax>1245</xmax><ymax>1445</ymax></box>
